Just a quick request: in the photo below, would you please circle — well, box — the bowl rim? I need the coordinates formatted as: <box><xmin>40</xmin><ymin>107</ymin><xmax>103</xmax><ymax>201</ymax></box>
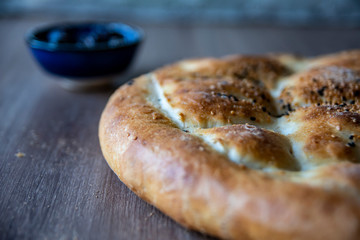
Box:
<box><xmin>25</xmin><ymin>21</ymin><xmax>144</xmax><ymax>52</ymax></box>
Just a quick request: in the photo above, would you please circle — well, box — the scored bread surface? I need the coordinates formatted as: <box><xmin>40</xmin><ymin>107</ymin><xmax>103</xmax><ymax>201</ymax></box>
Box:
<box><xmin>99</xmin><ymin>50</ymin><xmax>360</xmax><ymax>240</ymax></box>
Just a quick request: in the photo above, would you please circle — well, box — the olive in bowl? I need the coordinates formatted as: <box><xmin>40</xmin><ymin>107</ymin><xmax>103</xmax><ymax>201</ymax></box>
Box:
<box><xmin>26</xmin><ymin>22</ymin><xmax>143</xmax><ymax>90</ymax></box>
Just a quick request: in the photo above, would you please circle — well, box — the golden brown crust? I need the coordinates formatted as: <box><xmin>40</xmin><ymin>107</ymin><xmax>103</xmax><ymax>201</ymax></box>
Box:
<box><xmin>157</xmin><ymin>75</ymin><xmax>275</xmax><ymax>127</ymax></box>
<box><xmin>280</xmin><ymin>66</ymin><xmax>360</xmax><ymax>108</ymax></box>
<box><xmin>99</xmin><ymin>50</ymin><xmax>360</xmax><ymax>240</ymax></box>
<box><xmin>155</xmin><ymin>55</ymin><xmax>290</xmax><ymax>89</ymax></box>
<box><xmin>196</xmin><ymin>124</ymin><xmax>299</xmax><ymax>171</ymax></box>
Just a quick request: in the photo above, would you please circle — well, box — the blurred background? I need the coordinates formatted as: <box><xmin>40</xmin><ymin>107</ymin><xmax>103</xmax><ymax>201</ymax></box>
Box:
<box><xmin>1</xmin><ymin>0</ymin><xmax>360</xmax><ymax>27</ymax></box>
<box><xmin>2</xmin><ymin>0</ymin><xmax>360</xmax><ymax>83</ymax></box>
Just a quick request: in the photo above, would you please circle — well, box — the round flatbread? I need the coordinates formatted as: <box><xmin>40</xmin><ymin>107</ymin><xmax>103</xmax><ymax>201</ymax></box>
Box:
<box><xmin>99</xmin><ymin>50</ymin><xmax>360</xmax><ymax>240</ymax></box>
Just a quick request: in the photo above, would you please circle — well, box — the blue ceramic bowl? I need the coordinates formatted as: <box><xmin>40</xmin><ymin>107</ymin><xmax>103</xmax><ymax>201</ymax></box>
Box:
<box><xmin>26</xmin><ymin>22</ymin><xmax>143</xmax><ymax>90</ymax></box>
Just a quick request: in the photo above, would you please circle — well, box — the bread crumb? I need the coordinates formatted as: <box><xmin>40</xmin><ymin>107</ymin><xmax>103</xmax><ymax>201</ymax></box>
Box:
<box><xmin>145</xmin><ymin>212</ymin><xmax>155</xmax><ymax>220</ymax></box>
<box><xmin>15</xmin><ymin>152</ymin><xmax>26</xmax><ymax>158</ymax></box>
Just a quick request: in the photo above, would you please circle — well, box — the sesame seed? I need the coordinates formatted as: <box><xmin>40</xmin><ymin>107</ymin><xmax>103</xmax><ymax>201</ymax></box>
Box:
<box><xmin>152</xmin><ymin>112</ymin><xmax>159</xmax><ymax>120</ymax></box>
<box><xmin>15</xmin><ymin>152</ymin><xmax>26</xmax><ymax>158</ymax></box>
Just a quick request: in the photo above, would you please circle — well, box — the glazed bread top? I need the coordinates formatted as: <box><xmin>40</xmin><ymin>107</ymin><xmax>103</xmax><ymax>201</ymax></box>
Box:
<box><xmin>147</xmin><ymin>51</ymin><xmax>360</xmax><ymax>175</ymax></box>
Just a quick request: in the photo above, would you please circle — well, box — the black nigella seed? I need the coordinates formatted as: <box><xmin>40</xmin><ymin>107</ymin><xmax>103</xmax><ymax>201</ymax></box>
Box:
<box><xmin>234</xmin><ymin>72</ymin><xmax>246</xmax><ymax>79</ymax></box>
<box><xmin>349</xmin><ymin>135</ymin><xmax>354</xmax><ymax>140</ymax></box>
<box><xmin>250</xmin><ymin>116</ymin><xmax>256</xmax><ymax>121</ymax></box>
<box><xmin>262</xmin><ymin>106</ymin><xmax>267</xmax><ymax>112</ymax></box>
<box><xmin>354</xmin><ymin>90</ymin><xmax>360</xmax><ymax>97</ymax></box>
<box><xmin>287</xmin><ymin>103</ymin><xmax>293</xmax><ymax>112</ymax></box>
<box><xmin>317</xmin><ymin>86</ymin><xmax>327</xmax><ymax>96</ymax></box>
<box><xmin>230</xmin><ymin>95</ymin><xmax>239</xmax><ymax>102</ymax></box>
<box><xmin>127</xmin><ymin>80</ymin><xmax>134</xmax><ymax>85</ymax></box>
<box><xmin>347</xmin><ymin>142</ymin><xmax>356</xmax><ymax>147</ymax></box>
<box><xmin>183</xmin><ymin>130</ymin><xmax>189</xmax><ymax>133</ymax></box>
<box><xmin>350</xmin><ymin>100</ymin><xmax>356</xmax><ymax>104</ymax></box>
<box><xmin>342</xmin><ymin>96</ymin><xmax>347</xmax><ymax>101</ymax></box>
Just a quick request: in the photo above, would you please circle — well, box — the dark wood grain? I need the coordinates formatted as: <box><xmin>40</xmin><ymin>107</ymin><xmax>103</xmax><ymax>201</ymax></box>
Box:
<box><xmin>0</xmin><ymin>17</ymin><xmax>360</xmax><ymax>240</ymax></box>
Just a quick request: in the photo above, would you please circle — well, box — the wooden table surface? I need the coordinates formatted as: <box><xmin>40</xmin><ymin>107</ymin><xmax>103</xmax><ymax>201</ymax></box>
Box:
<box><xmin>1</xmin><ymin>17</ymin><xmax>360</xmax><ymax>240</ymax></box>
